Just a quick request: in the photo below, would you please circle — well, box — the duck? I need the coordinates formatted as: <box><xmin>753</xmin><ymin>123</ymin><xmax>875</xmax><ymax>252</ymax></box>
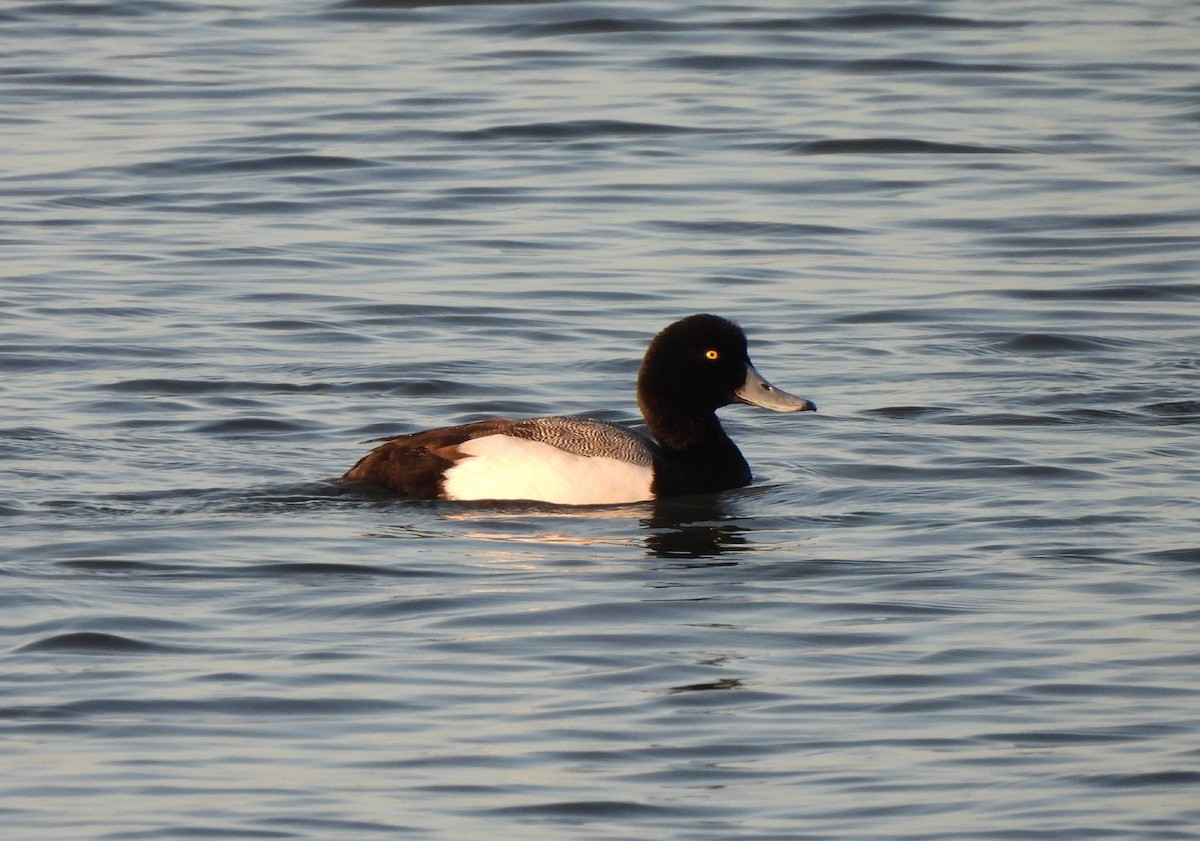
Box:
<box><xmin>339</xmin><ymin>313</ymin><xmax>816</xmax><ymax>504</ymax></box>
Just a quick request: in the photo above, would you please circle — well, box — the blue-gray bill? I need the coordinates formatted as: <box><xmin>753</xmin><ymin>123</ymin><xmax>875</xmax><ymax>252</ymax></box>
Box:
<box><xmin>735</xmin><ymin>362</ymin><xmax>817</xmax><ymax>413</ymax></box>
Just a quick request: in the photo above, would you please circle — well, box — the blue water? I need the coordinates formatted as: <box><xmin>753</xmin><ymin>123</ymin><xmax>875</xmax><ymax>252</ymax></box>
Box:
<box><xmin>4</xmin><ymin>1</ymin><xmax>1200</xmax><ymax>838</ymax></box>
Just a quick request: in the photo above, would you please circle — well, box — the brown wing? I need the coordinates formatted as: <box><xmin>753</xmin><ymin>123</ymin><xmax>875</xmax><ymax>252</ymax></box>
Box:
<box><xmin>339</xmin><ymin>418</ymin><xmax>518</xmax><ymax>498</ymax></box>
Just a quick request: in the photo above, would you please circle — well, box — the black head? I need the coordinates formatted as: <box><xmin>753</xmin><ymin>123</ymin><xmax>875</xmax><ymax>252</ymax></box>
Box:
<box><xmin>636</xmin><ymin>314</ymin><xmax>816</xmax><ymax>449</ymax></box>
<box><xmin>637</xmin><ymin>314</ymin><xmax>753</xmax><ymax>416</ymax></box>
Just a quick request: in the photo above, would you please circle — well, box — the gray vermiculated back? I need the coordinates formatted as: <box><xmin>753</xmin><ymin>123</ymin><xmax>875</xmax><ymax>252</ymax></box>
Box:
<box><xmin>511</xmin><ymin>416</ymin><xmax>655</xmax><ymax>466</ymax></box>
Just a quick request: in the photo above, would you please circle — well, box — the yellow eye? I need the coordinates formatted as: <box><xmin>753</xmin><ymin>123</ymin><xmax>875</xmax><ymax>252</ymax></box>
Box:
<box><xmin>705</xmin><ymin>349</ymin><xmax>719</xmax><ymax>360</ymax></box>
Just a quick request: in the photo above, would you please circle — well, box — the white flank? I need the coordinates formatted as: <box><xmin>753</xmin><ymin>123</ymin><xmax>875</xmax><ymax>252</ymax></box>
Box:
<box><xmin>442</xmin><ymin>435</ymin><xmax>654</xmax><ymax>505</ymax></box>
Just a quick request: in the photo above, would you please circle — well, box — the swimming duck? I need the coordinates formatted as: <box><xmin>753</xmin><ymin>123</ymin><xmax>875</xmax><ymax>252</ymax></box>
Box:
<box><xmin>339</xmin><ymin>313</ymin><xmax>815</xmax><ymax>504</ymax></box>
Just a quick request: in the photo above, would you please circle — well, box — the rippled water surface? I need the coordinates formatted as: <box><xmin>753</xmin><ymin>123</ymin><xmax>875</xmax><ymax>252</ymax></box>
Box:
<box><xmin>4</xmin><ymin>1</ymin><xmax>1200</xmax><ymax>838</ymax></box>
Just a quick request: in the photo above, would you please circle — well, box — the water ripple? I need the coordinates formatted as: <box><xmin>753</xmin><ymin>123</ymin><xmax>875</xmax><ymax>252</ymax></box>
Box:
<box><xmin>15</xmin><ymin>631</ymin><xmax>169</xmax><ymax>655</ymax></box>
<box><xmin>794</xmin><ymin>138</ymin><xmax>1021</xmax><ymax>155</ymax></box>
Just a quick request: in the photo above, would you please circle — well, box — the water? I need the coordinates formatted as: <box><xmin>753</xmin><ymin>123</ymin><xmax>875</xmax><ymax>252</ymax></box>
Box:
<box><xmin>3</xmin><ymin>1</ymin><xmax>1200</xmax><ymax>838</ymax></box>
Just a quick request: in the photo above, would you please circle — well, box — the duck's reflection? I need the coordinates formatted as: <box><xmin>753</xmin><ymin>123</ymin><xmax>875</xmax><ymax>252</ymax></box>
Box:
<box><xmin>640</xmin><ymin>495</ymin><xmax>751</xmax><ymax>560</ymax></box>
<box><xmin>424</xmin><ymin>492</ymin><xmax>756</xmax><ymax>560</ymax></box>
